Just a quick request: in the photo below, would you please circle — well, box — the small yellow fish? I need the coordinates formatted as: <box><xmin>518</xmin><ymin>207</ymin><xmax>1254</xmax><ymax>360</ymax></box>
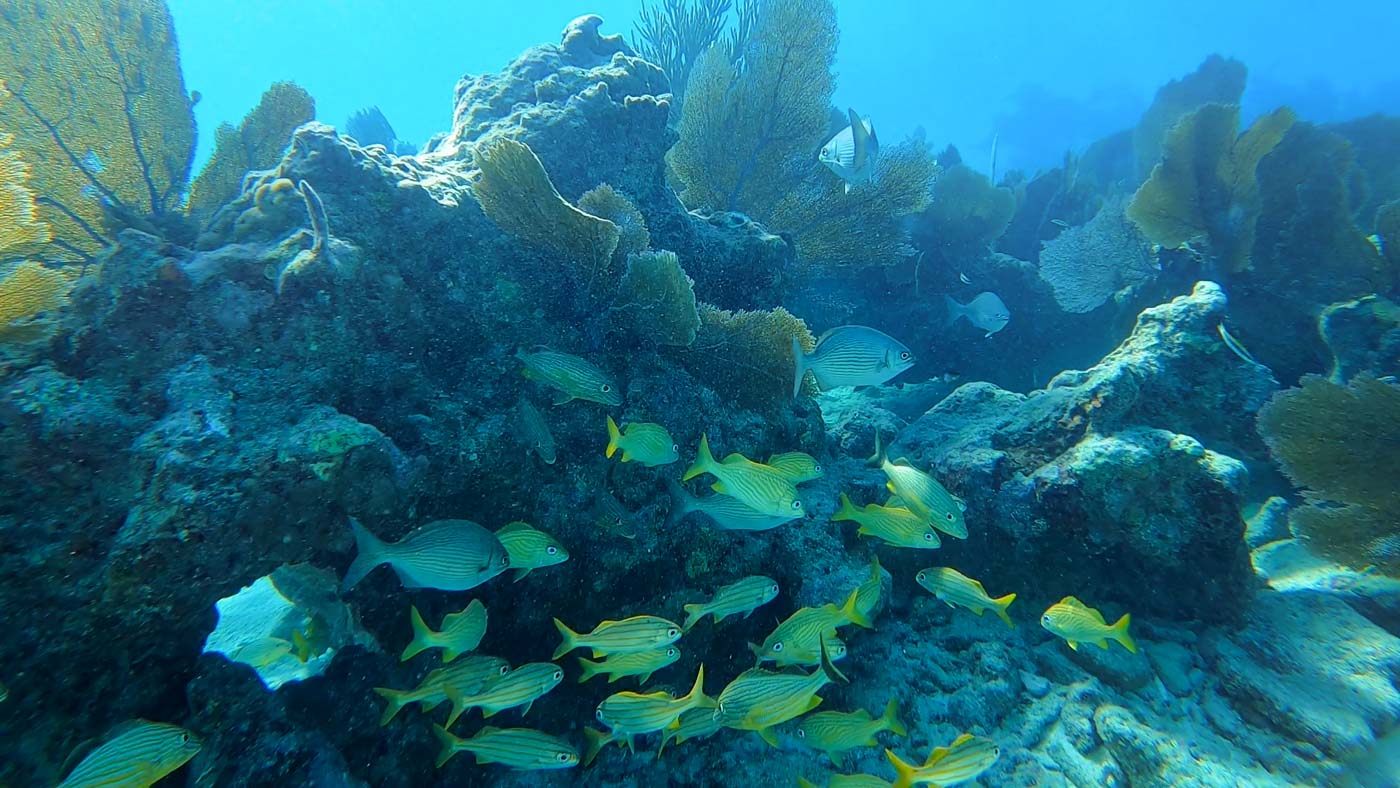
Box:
<box><xmin>1041</xmin><ymin>596</ymin><xmax>1136</xmax><ymax>653</ymax></box>
<box><xmin>657</xmin><ymin>707</ymin><xmax>722</xmax><ymax>755</ymax></box>
<box><xmin>750</xmin><ymin>588</ymin><xmax>870</xmax><ymax>666</ymax></box>
<box><xmin>683</xmin><ymin>435</ymin><xmax>804</xmax><ymax>518</ymax></box>
<box><xmin>915</xmin><ymin>567</ymin><xmax>1015</xmax><ymax>628</ymax></box>
<box><xmin>796</xmin><ymin>698</ymin><xmax>907</xmax><ymax>767</ymax></box>
<box><xmin>885</xmin><ymin>734</ymin><xmax>1000</xmax><ymax>788</ymax></box>
<box><xmin>766</xmin><ymin>451</ymin><xmax>824</xmax><ymax>484</ymax></box>
<box><xmin>57</xmin><ymin>720</ymin><xmax>202</xmax><ymax>788</ymax></box>
<box><xmin>431</xmin><ymin>724</ymin><xmax>579</xmax><ymax>770</ymax></box>
<box><xmin>879</xmin><ymin>455</ymin><xmax>967</xmax><ymax>539</ymax></box>
<box><xmin>834</xmin><ymin>494</ymin><xmax>941</xmax><ymax>548</ymax></box>
<box><xmin>373</xmin><ymin>655</ymin><xmax>511</xmax><ymax>726</ymax></box>
<box><xmin>553</xmin><ymin>615</ymin><xmax>681</xmax><ymax>659</ymax></box>
<box><xmin>401</xmin><ymin>600</ymin><xmax>488</xmax><ymax>662</ymax></box>
<box><xmin>227</xmin><ymin>637</ymin><xmax>298</xmax><ymax>671</ymax></box>
<box><xmin>517</xmin><ymin>347</ymin><xmax>622</xmax><ymax>406</ymax></box>
<box><xmin>853</xmin><ymin>556</ymin><xmax>884</xmax><ymax>624</ymax></box>
<box><xmin>290</xmin><ymin>614</ymin><xmax>329</xmax><ymax>662</ymax></box>
<box><xmin>797</xmin><ymin>775</ymin><xmax>894</xmax><ymax>788</ymax></box>
<box><xmin>495</xmin><ymin>522</ymin><xmax>569</xmax><ymax>582</ymax></box>
<box><xmin>682</xmin><ymin>575</ymin><xmax>780</xmax><ymax>632</ymax></box>
<box><xmin>714</xmin><ymin>642</ymin><xmax>848</xmax><ymax>746</ymax></box>
<box><xmin>577</xmin><ymin>646</ymin><xmax>681</xmax><ymax>685</ymax></box>
<box><xmin>444</xmin><ymin>662</ymin><xmax>564</xmax><ymax>728</ymax></box>
<box><xmin>516</xmin><ymin>397</ymin><xmax>557</xmax><ymax>464</ymax></box>
<box><xmin>595</xmin><ymin>664</ymin><xmax>713</xmax><ymax>748</ymax></box>
<box><xmin>750</xmin><ymin>630</ymin><xmax>848</xmax><ymax>668</ymax></box>
<box><xmin>605</xmin><ymin>415</ymin><xmax>679</xmax><ymax>466</ymax></box>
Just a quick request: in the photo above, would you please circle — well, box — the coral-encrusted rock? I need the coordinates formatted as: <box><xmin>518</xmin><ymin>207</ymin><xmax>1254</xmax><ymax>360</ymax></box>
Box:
<box><xmin>890</xmin><ymin>283</ymin><xmax>1271</xmax><ymax>620</ymax></box>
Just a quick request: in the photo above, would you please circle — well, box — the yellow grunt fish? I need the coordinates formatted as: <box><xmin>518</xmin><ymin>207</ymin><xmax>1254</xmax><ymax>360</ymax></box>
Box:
<box><xmin>577</xmin><ymin>646</ymin><xmax>681</xmax><ymax>685</ymax></box>
<box><xmin>750</xmin><ymin>588</ymin><xmax>871</xmax><ymax>665</ymax></box>
<box><xmin>605</xmin><ymin>415</ymin><xmax>679</xmax><ymax>466</ymax></box>
<box><xmin>714</xmin><ymin>642</ymin><xmax>848</xmax><ymax>746</ymax></box>
<box><xmin>444</xmin><ymin>662</ymin><xmax>564</xmax><ymax>728</ymax></box>
<box><xmin>766</xmin><ymin>451</ymin><xmax>824</xmax><ymax>484</ymax></box>
<box><xmin>915</xmin><ymin>567</ymin><xmax>1015</xmax><ymax>628</ymax></box>
<box><xmin>796</xmin><ymin>699</ymin><xmax>907</xmax><ymax>767</ymax></box>
<box><xmin>683</xmin><ymin>435</ymin><xmax>804</xmax><ymax>518</ymax></box>
<box><xmin>666</xmin><ymin>480</ymin><xmax>801</xmax><ymax>532</ymax></box>
<box><xmin>681</xmin><ymin>575</ymin><xmax>780</xmax><ymax>632</ymax></box>
<box><xmin>886</xmin><ymin>734</ymin><xmax>1000</xmax><ymax>788</ymax></box>
<box><xmin>595</xmin><ymin>665</ymin><xmax>713</xmax><ymax>749</ymax></box>
<box><xmin>374</xmin><ymin>655</ymin><xmax>511</xmax><ymax>726</ymax></box>
<box><xmin>516</xmin><ymin>397</ymin><xmax>557</xmax><ymax>464</ymax></box>
<box><xmin>431</xmin><ymin>724</ymin><xmax>578</xmax><ymax>770</ymax></box>
<box><xmin>879</xmin><ymin>455</ymin><xmax>967</xmax><ymax>539</ymax></box>
<box><xmin>57</xmin><ymin>720</ymin><xmax>202</xmax><ymax>788</ymax></box>
<box><xmin>401</xmin><ymin>600</ymin><xmax>488</xmax><ymax>662</ymax></box>
<box><xmin>495</xmin><ymin>522</ymin><xmax>569</xmax><ymax>582</ymax></box>
<box><xmin>657</xmin><ymin>707</ymin><xmax>723</xmax><ymax>755</ymax></box>
<box><xmin>853</xmin><ymin>556</ymin><xmax>885</xmax><ymax>624</ymax></box>
<box><xmin>553</xmin><ymin>615</ymin><xmax>681</xmax><ymax>660</ymax></box>
<box><xmin>517</xmin><ymin>347</ymin><xmax>621</xmax><ymax>406</ymax></box>
<box><xmin>834</xmin><ymin>494</ymin><xmax>942</xmax><ymax>549</ymax></box>
<box><xmin>1041</xmin><ymin>596</ymin><xmax>1136</xmax><ymax>653</ymax></box>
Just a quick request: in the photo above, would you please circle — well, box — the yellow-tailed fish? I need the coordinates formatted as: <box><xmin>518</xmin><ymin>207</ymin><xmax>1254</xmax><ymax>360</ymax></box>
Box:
<box><xmin>553</xmin><ymin>615</ymin><xmax>681</xmax><ymax>660</ymax></box>
<box><xmin>833</xmin><ymin>494</ymin><xmax>942</xmax><ymax>549</ymax></box>
<box><xmin>290</xmin><ymin>614</ymin><xmax>329</xmax><ymax>662</ymax></box>
<box><xmin>666</xmin><ymin>479</ymin><xmax>801</xmax><ymax>531</ymax></box>
<box><xmin>594</xmin><ymin>490</ymin><xmax>639</xmax><ymax>539</ymax></box>
<box><xmin>1041</xmin><ymin>596</ymin><xmax>1136</xmax><ymax>653</ymax></box>
<box><xmin>854</xmin><ymin>555</ymin><xmax>884</xmax><ymax>624</ymax></box>
<box><xmin>582</xmin><ymin>727</ymin><xmax>625</xmax><ymax>767</ymax></box>
<box><xmin>227</xmin><ymin>636</ymin><xmax>298</xmax><ymax>671</ymax></box>
<box><xmin>796</xmin><ymin>699</ymin><xmax>907</xmax><ymax>767</ymax></box>
<box><xmin>714</xmin><ymin>641</ymin><xmax>848</xmax><ymax>747</ymax></box>
<box><xmin>56</xmin><ymin>720</ymin><xmax>201</xmax><ymax>788</ymax></box>
<box><xmin>431</xmin><ymin>724</ymin><xmax>579</xmax><ymax>770</ymax></box>
<box><xmin>885</xmin><ymin>734</ymin><xmax>1000</xmax><ymax>788</ymax></box>
<box><xmin>879</xmin><ymin>457</ymin><xmax>968</xmax><ymax>539</ymax></box>
<box><xmin>444</xmin><ymin>662</ymin><xmax>564</xmax><ymax>728</ymax></box>
<box><xmin>577</xmin><ymin>646</ymin><xmax>681</xmax><ymax>685</ymax></box>
<box><xmin>495</xmin><ymin>521</ymin><xmax>569</xmax><ymax>582</ymax></box>
<box><xmin>792</xmin><ymin>325</ymin><xmax>913</xmax><ymax>398</ymax></box>
<box><xmin>516</xmin><ymin>347</ymin><xmax>621</xmax><ymax>406</ymax></box>
<box><xmin>750</xmin><ymin>631</ymin><xmax>848</xmax><ymax>668</ymax></box>
<box><xmin>750</xmin><ymin>588</ymin><xmax>871</xmax><ymax>666</ymax></box>
<box><xmin>915</xmin><ymin>567</ymin><xmax>1015</xmax><ymax>628</ymax></box>
<box><xmin>766</xmin><ymin>451</ymin><xmax>824</xmax><ymax>484</ymax></box>
<box><xmin>401</xmin><ymin>600</ymin><xmax>488</xmax><ymax>662</ymax></box>
<box><xmin>798</xmin><ymin>775</ymin><xmax>894</xmax><ymax>788</ymax></box>
<box><xmin>681</xmin><ymin>575</ymin><xmax>780</xmax><ymax>632</ymax></box>
<box><xmin>373</xmin><ymin>655</ymin><xmax>511</xmax><ymax>726</ymax></box>
<box><xmin>595</xmin><ymin>665</ymin><xmax>713</xmax><ymax>749</ymax></box>
<box><xmin>605</xmin><ymin>415</ymin><xmax>679</xmax><ymax>466</ymax></box>
<box><xmin>516</xmin><ymin>397</ymin><xmax>557</xmax><ymax>464</ymax></box>
<box><xmin>682</xmin><ymin>435</ymin><xmax>804</xmax><ymax>518</ymax></box>
<box><xmin>341</xmin><ymin>517</ymin><xmax>510</xmax><ymax>592</ymax></box>
<box><xmin>657</xmin><ymin>707</ymin><xmax>722</xmax><ymax>755</ymax></box>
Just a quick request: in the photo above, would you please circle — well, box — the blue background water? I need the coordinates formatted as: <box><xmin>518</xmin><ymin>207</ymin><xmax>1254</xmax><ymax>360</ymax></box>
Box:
<box><xmin>171</xmin><ymin>0</ymin><xmax>1400</xmax><ymax>175</ymax></box>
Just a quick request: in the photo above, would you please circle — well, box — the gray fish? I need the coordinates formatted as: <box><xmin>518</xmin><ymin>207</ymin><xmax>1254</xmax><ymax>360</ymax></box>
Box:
<box><xmin>665</xmin><ymin>480</ymin><xmax>801</xmax><ymax>532</ymax></box>
<box><xmin>945</xmin><ymin>292</ymin><xmax>1010</xmax><ymax>338</ymax></box>
<box><xmin>792</xmin><ymin>326</ymin><xmax>915</xmax><ymax>397</ymax></box>
<box><xmin>341</xmin><ymin>518</ymin><xmax>510</xmax><ymax>592</ymax></box>
<box><xmin>818</xmin><ymin>108</ymin><xmax>880</xmax><ymax>193</ymax></box>
<box><xmin>516</xmin><ymin>397</ymin><xmax>557</xmax><ymax>464</ymax></box>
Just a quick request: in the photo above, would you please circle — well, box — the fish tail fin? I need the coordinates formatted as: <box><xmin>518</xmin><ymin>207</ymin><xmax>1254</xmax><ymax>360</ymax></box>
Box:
<box><xmin>583</xmin><ymin>728</ymin><xmax>609</xmax><ymax>767</ymax></box>
<box><xmin>682</xmin><ymin>434</ymin><xmax>714</xmax><ymax>482</ymax></box>
<box><xmin>864</xmin><ymin>432</ymin><xmax>885</xmax><ymax>468</ymax></box>
<box><xmin>373</xmin><ymin>687</ymin><xmax>411</xmax><ymax>727</ymax></box>
<box><xmin>819</xmin><ymin>638</ymin><xmax>849</xmax><ymax>685</ymax></box>
<box><xmin>683</xmin><ymin>664</ymin><xmax>714</xmax><ymax>709</ymax></box>
<box><xmin>664</xmin><ymin>479</ymin><xmax>696</xmax><ymax>528</ymax></box>
<box><xmin>681</xmin><ymin>603</ymin><xmax>705</xmax><ymax>633</ymax></box>
<box><xmin>797</xmin><ymin>779</ymin><xmax>820</xmax><ymax>788</ymax></box>
<box><xmin>605</xmin><ymin>415</ymin><xmax>621</xmax><ymax>459</ymax></box>
<box><xmin>840</xmin><ymin>586</ymin><xmax>874</xmax><ymax>630</ymax></box>
<box><xmin>886</xmin><ymin>749</ymin><xmax>920</xmax><ymax>788</ymax></box>
<box><xmin>340</xmin><ymin>516</ymin><xmax>385</xmax><ymax>593</ymax></box>
<box><xmin>576</xmin><ymin>656</ymin><xmax>601</xmax><ymax>683</ymax></box>
<box><xmin>792</xmin><ymin>335</ymin><xmax>808</xmax><ymax>398</ymax></box>
<box><xmin>552</xmin><ymin>618</ymin><xmax>580</xmax><ymax>660</ymax></box>
<box><xmin>881</xmin><ymin>697</ymin><xmax>908</xmax><ymax>737</ymax></box>
<box><xmin>944</xmin><ymin>295</ymin><xmax>966</xmax><ymax>326</ymax></box>
<box><xmin>399</xmin><ymin>605</ymin><xmax>437</xmax><ymax>661</ymax></box>
<box><xmin>832</xmin><ymin>493</ymin><xmax>859</xmax><ymax>522</ymax></box>
<box><xmin>1112</xmin><ymin>613</ymin><xmax>1137</xmax><ymax>653</ymax></box>
<box><xmin>868</xmin><ymin>553</ymin><xmax>883</xmax><ymax>581</ymax></box>
<box><xmin>431</xmin><ymin>724</ymin><xmax>462</xmax><ymax>769</ymax></box>
<box><xmin>993</xmin><ymin>593</ymin><xmax>1017</xmax><ymax>629</ymax></box>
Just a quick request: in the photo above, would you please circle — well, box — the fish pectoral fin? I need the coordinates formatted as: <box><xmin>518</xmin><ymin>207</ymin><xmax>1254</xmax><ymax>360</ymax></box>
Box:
<box><xmin>591</xmin><ymin>649</ymin><xmax>606</xmax><ymax>659</ymax></box>
<box><xmin>757</xmin><ymin>727</ymin><xmax>780</xmax><ymax>748</ymax></box>
<box><xmin>712</xmin><ymin>481</ymin><xmax>730</xmax><ymax>495</ymax></box>
<box><xmin>1067</xmin><ymin>640</ymin><xmax>1080</xmax><ymax>651</ymax></box>
<box><xmin>520</xmin><ymin>700</ymin><xmax>535</xmax><ymax>717</ymax></box>
<box><xmin>1094</xmin><ymin>639</ymin><xmax>1110</xmax><ymax>650</ymax></box>
<box><xmin>512</xmin><ymin>568</ymin><xmax>531</xmax><ymax>582</ymax></box>
<box><xmin>828</xmin><ymin>750</ymin><xmax>844</xmax><ymax>767</ymax></box>
<box><xmin>552</xmin><ymin>392</ymin><xmax>574</xmax><ymax>405</ymax></box>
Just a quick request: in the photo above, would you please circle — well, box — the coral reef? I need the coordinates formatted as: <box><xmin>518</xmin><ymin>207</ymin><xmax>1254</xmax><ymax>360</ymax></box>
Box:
<box><xmin>0</xmin><ymin>133</ymin><xmax>50</xmax><ymax>255</ymax></box>
<box><xmin>1131</xmin><ymin>55</ymin><xmax>1246</xmax><ymax>182</ymax></box>
<box><xmin>0</xmin><ymin>261</ymin><xmax>70</xmax><ymax>341</ymax></box>
<box><xmin>578</xmin><ymin>183</ymin><xmax>652</xmax><ymax>262</ymax></box>
<box><xmin>1038</xmin><ymin>199</ymin><xmax>1157</xmax><ymax>313</ymax></box>
<box><xmin>686</xmin><ymin>304</ymin><xmax>816</xmax><ymax>410</ymax></box>
<box><xmin>615</xmin><ymin>250</ymin><xmax>701</xmax><ymax>346</ymax></box>
<box><xmin>632</xmin><ymin>0</ymin><xmax>741</xmax><ymax>120</ymax></box>
<box><xmin>911</xmin><ymin>164</ymin><xmax>1016</xmax><ymax>270</ymax></box>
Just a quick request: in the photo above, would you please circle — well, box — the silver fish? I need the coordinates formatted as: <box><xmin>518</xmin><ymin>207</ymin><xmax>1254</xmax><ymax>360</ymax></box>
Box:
<box><xmin>945</xmin><ymin>292</ymin><xmax>1010</xmax><ymax>338</ymax></box>
<box><xmin>341</xmin><ymin>518</ymin><xmax>510</xmax><ymax>592</ymax></box>
<box><xmin>792</xmin><ymin>326</ymin><xmax>914</xmax><ymax>398</ymax></box>
<box><xmin>665</xmin><ymin>480</ymin><xmax>801</xmax><ymax>532</ymax></box>
<box><xmin>517</xmin><ymin>397</ymin><xmax>557</xmax><ymax>464</ymax></box>
<box><xmin>818</xmin><ymin>108</ymin><xmax>880</xmax><ymax>193</ymax></box>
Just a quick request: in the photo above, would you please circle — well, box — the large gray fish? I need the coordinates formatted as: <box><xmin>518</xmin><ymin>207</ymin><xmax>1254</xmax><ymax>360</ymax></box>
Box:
<box><xmin>945</xmin><ymin>292</ymin><xmax>1011</xmax><ymax>338</ymax></box>
<box><xmin>665</xmin><ymin>480</ymin><xmax>801</xmax><ymax>532</ymax></box>
<box><xmin>792</xmin><ymin>326</ymin><xmax>915</xmax><ymax>398</ymax></box>
<box><xmin>819</xmin><ymin>108</ymin><xmax>880</xmax><ymax>193</ymax></box>
<box><xmin>342</xmin><ymin>518</ymin><xmax>510</xmax><ymax>592</ymax></box>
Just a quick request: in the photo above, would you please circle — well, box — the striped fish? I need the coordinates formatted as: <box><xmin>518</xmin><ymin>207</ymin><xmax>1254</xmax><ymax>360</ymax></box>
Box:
<box><xmin>552</xmin><ymin>616</ymin><xmax>681</xmax><ymax>659</ymax></box>
<box><xmin>444</xmin><ymin>662</ymin><xmax>564</xmax><ymax>728</ymax></box>
<box><xmin>765</xmin><ymin>451</ymin><xmax>824</xmax><ymax>484</ymax></box>
<box><xmin>582</xmin><ymin>727</ymin><xmax>625</xmax><ymax>767</ymax></box>
<box><xmin>792</xmin><ymin>326</ymin><xmax>913</xmax><ymax>398</ymax></box>
<box><xmin>1041</xmin><ymin>596</ymin><xmax>1135</xmax><ymax>653</ymax></box>
<box><xmin>834</xmin><ymin>494</ymin><xmax>942</xmax><ymax>549</ymax></box>
<box><xmin>681</xmin><ymin>575</ymin><xmax>780</xmax><ymax>632</ymax></box>
<box><xmin>714</xmin><ymin>643</ymin><xmax>847</xmax><ymax>746</ymax></box>
<box><xmin>798</xmin><ymin>775</ymin><xmax>894</xmax><ymax>788</ymax></box>
<box><xmin>605</xmin><ymin>416</ymin><xmax>679</xmax><ymax>466</ymax></box>
<box><xmin>885</xmin><ymin>734</ymin><xmax>1000</xmax><ymax>788</ymax></box>
<box><xmin>915</xmin><ymin>567</ymin><xmax>1015</xmax><ymax>628</ymax></box>
<box><xmin>657</xmin><ymin>707</ymin><xmax>723</xmax><ymax>755</ymax></box>
<box><xmin>577</xmin><ymin>646</ymin><xmax>680</xmax><ymax>685</ymax></box>
<box><xmin>853</xmin><ymin>555</ymin><xmax>885</xmax><ymax>624</ymax></box>
<box><xmin>751</xmin><ymin>631</ymin><xmax>847</xmax><ymax>668</ymax></box>
<box><xmin>880</xmin><ymin>458</ymin><xmax>968</xmax><ymax>539</ymax></box>
<box><xmin>593</xmin><ymin>490</ymin><xmax>638</xmax><ymax>539</ymax></box>
<box><xmin>666</xmin><ymin>480</ymin><xmax>800</xmax><ymax>532</ymax></box>
<box><xmin>595</xmin><ymin>665</ymin><xmax>713</xmax><ymax>746</ymax></box>
<box><xmin>401</xmin><ymin>600</ymin><xmax>487</xmax><ymax>663</ymax></box>
<box><xmin>431</xmin><ymin>725</ymin><xmax>578</xmax><ymax>770</ymax></box>
<box><xmin>750</xmin><ymin>588</ymin><xmax>869</xmax><ymax>666</ymax></box>
<box><xmin>516</xmin><ymin>348</ymin><xmax>621</xmax><ymax>406</ymax></box>
<box><xmin>682</xmin><ymin>435</ymin><xmax>804</xmax><ymax>518</ymax></box>
<box><xmin>516</xmin><ymin>397</ymin><xmax>557</xmax><ymax>464</ymax></box>
<box><xmin>495</xmin><ymin>522</ymin><xmax>569</xmax><ymax>582</ymax></box>
<box><xmin>57</xmin><ymin>720</ymin><xmax>201</xmax><ymax>788</ymax></box>
<box><xmin>374</xmin><ymin>655</ymin><xmax>510</xmax><ymax>726</ymax></box>
<box><xmin>340</xmin><ymin>518</ymin><xmax>510</xmax><ymax>592</ymax></box>
<box><xmin>796</xmin><ymin>699</ymin><xmax>907</xmax><ymax>767</ymax></box>
<box><xmin>818</xmin><ymin>108</ymin><xmax>880</xmax><ymax>193</ymax></box>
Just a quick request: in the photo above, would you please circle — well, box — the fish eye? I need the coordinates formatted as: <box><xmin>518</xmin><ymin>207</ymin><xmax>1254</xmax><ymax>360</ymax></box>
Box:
<box><xmin>1041</xmin><ymin>615</ymin><xmax>1052</xmax><ymax>625</ymax></box>
<box><xmin>547</xmin><ymin>546</ymin><xmax>558</xmax><ymax>555</ymax></box>
<box><xmin>557</xmin><ymin>753</ymin><xmax>572</xmax><ymax>762</ymax></box>
<box><xmin>924</xmin><ymin>532</ymin><xmax>934</xmax><ymax>541</ymax></box>
<box><xmin>667</xmin><ymin>647</ymin><xmax>677</xmax><ymax>656</ymax></box>
<box><xmin>672</xmin><ymin>444</ymin><xmax>679</xmax><ymax>452</ymax></box>
<box><xmin>553</xmin><ymin>670</ymin><xmax>563</xmax><ymax>680</ymax></box>
<box><xmin>180</xmin><ymin>733</ymin><xmax>190</xmax><ymax>743</ymax></box>
<box><xmin>667</xmin><ymin>628</ymin><xmax>679</xmax><ymax>638</ymax></box>
<box><xmin>596</xmin><ymin>709</ymin><xmax>605</xmax><ymax>720</ymax></box>
<box><xmin>773</xmin><ymin>642</ymin><xmax>784</xmax><ymax>652</ymax></box>
<box><xmin>796</xmin><ymin>729</ymin><xmax>806</xmax><ymax>738</ymax></box>
<box><xmin>814</xmin><ymin>465</ymin><xmax>823</xmax><ymax>473</ymax></box>
<box><xmin>917</xmin><ymin>571</ymin><xmax>926</xmax><ymax>581</ymax></box>
<box><xmin>900</xmin><ymin>351</ymin><xmax>911</xmax><ymax>360</ymax></box>
<box><xmin>499</xmin><ymin>665</ymin><xmax>510</xmax><ymax>674</ymax></box>
<box><xmin>769</xmin><ymin>584</ymin><xmax>779</xmax><ymax>594</ymax></box>
<box><xmin>791</xmin><ymin>500</ymin><xmax>803</xmax><ymax>510</ymax></box>
<box><xmin>600</xmin><ymin>384</ymin><xmax>612</xmax><ymax>393</ymax></box>
<box><xmin>945</xmin><ymin>513</ymin><xmax>954</xmax><ymax>521</ymax></box>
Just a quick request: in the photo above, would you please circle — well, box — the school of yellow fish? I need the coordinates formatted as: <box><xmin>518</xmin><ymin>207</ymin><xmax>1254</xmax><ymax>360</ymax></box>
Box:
<box><xmin>52</xmin><ymin>345</ymin><xmax>1136</xmax><ymax>786</ymax></box>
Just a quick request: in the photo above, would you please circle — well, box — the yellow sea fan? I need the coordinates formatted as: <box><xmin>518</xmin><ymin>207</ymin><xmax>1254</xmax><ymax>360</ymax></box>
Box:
<box><xmin>0</xmin><ymin>261</ymin><xmax>70</xmax><ymax>340</ymax></box>
<box><xmin>0</xmin><ymin>135</ymin><xmax>51</xmax><ymax>255</ymax></box>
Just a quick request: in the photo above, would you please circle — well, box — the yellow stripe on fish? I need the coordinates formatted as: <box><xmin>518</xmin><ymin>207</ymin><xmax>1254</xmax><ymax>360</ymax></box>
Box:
<box><xmin>681</xmin><ymin>575</ymin><xmax>780</xmax><ymax>632</ymax></box>
<box><xmin>765</xmin><ymin>451</ymin><xmax>824</xmax><ymax>484</ymax></box>
<box><xmin>516</xmin><ymin>347</ymin><xmax>621</xmax><ymax>406</ymax></box>
<box><xmin>577</xmin><ymin>646</ymin><xmax>681</xmax><ymax>685</ymax></box>
<box><xmin>495</xmin><ymin>522</ymin><xmax>569</xmax><ymax>582</ymax></box>
<box><xmin>595</xmin><ymin>665</ymin><xmax>713</xmax><ymax>747</ymax></box>
<box><xmin>605</xmin><ymin>415</ymin><xmax>679</xmax><ymax>466</ymax></box>
<box><xmin>915</xmin><ymin>567</ymin><xmax>1016</xmax><ymax>628</ymax></box>
<box><xmin>516</xmin><ymin>397</ymin><xmax>557</xmax><ymax>464</ymax></box>
<box><xmin>401</xmin><ymin>600</ymin><xmax>488</xmax><ymax>662</ymax></box>
<box><xmin>796</xmin><ymin>698</ymin><xmax>907</xmax><ymax>768</ymax></box>
<box><xmin>666</xmin><ymin>480</ymin><xmax>801</xmax><ymax>531</ymax></box>
<box><xmin>682</xmin><ymin>435</ymin><xmax>804</xmax><ymax>518</ymax></box>
<box><xmin>798</xmin><ymin>774</ymin><xmax>894</xmax><ymax>788</ymax></box>
<box><xmin>714</xmin><ymin>642</ymin><xmax>848</xmax><ymax>747</ymax></box>
<box><xmin>657</xmin><ymin>707</ymin><xmax>723</xmax><ymax>755</ymax></box>
<box><xmin>444</xmin><ymin>662</ymin><xmax>564</xmax><ymax>728</ymax></box>
<box><xmin>879</xmin><ymin>457</ymin><xmax>968</xmax><ymax>539</ymax></box>
<box><xmin>750</xmin><ymin>588</ymin><xmax>870</xmax><ymax>665</ymax></box>
<box><xmin>553</xmin><ymin>615</ymin><xmax>681</xmax><ymax>659</ymax></box>
<box><xmin>886</xmin><ymin>734</ymin><xmax>1000</xmax><ymax>788</ymax></box>
<box><xmin>833</xmin><ymin>494</ymin><xmax>942</xmax><ymax>548</ymax></box>
<box><xmin>854</xmin><ymin>555</ymin><xmax>885</xmax><ymax>624</ymax></box>
<box><xmin>431</xmin><ymin>725</ymin><xmax>579</xmax><ymax>770</ymax></box>
<box><xmin>57</xmin><ymin>720</ymin><xmax>202</xmax><ymax>788</ymax></box>
<box><xmin>341</xmin><ymin>517</ymin><xmax>510</xmax><ymax>592</ymax></box>
<box><xmin>1041</xmin><ymin>596</ymin><xmax>1136</xmax><ymax>653</ymax></box>
<box><xmin>374</xmin><ymin>655</ymin><xmax>511</xmax><ymax>726</ymax></box>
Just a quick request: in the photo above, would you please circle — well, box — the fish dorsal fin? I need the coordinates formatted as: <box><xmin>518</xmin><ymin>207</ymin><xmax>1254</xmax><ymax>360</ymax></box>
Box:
<box><xmin>59</xmin><ymin>735</ymin><xmax>104</xmax><ymax>776</ymax></box>
<box><xmin>721</xmin><ymin>452</ymin><xmax>749</xmax><ymax>464</ymax></box>
<box><xmin>1060</xmin><ymin>596</ymin><xmax>1088</xmax><ymax>609</ymax></box>
<box><xmin>848</xmin><ymin>108</ymin><xmax>871</xmax><ymax>164</ymax></box>
<box><xmin>892</xmin><ymin>457</ymin><xmax>912</xmax><ymax>467</ymax></box>
<box><xmin>815</xmin><ymin>326</ymin><xmax>842</xmax><ymax>344</ymax></box>
<box><xmin>478</xmin><ymin>725</ymin><xmax>501</xmax><ymax>736</ymax></box>
<box><xmin>497</xmin><ymin>521</ymin><xmax>532</xmax><ymax>534</ymax></box>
